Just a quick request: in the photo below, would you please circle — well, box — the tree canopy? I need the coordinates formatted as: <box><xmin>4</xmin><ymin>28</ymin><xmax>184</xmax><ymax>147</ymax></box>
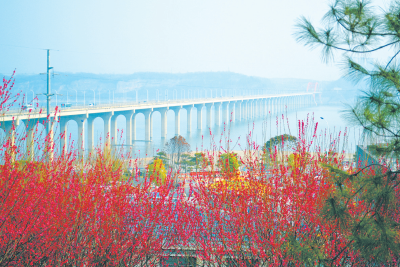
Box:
<box><xmin>296</xmin><ymin>0</ymin><xmax>400</xmax><ymax>263</ymax></box>
<box><xmin>218</xmin><ymin>152</ymin><xmax>240</xmax><ymax>178</ymax></box>
<box><xmin>147</xmin><ymin>158</ymin><xmax>167</xmax><ymax>185</ymax></box>
<box><xmin>265</xmin><ymin>134</ymin><xmax>297</xmax><ymax>152</ymax></box>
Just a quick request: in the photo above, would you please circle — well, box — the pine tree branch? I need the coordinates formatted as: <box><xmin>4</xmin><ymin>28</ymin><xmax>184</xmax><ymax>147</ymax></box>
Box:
<box><xmin>325</xmin><ymin>40</ymin><xmax>400</xmax><ymax>54</ymax></box>
<box><xmin>385</xmin><ymin>49</ymin><xmax>400</xmax><ymax>70</ymax></box>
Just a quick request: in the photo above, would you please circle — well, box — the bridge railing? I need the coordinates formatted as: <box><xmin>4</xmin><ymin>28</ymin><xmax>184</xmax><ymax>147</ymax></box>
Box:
<box><xmin>4</xmin><ymin>93</ymin><xmax>315</xmax><ymax>118</ymax></box>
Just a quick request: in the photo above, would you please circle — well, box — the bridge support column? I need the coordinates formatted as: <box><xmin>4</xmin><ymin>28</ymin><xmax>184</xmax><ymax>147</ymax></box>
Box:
<box><xmin>255</xmin><ymin>100</ymin><xmax>258</xmax><ymax>118</ymax></box>
<box><xmin>229</xmin><ymin>102</ymin><xmax>235</xmax><ymax>123</ymax></box>
<box><xmin>249</xmin><ymin>101</ymin><xmax>254</xmax><ymax>120</ymax></box>
<box><xmin>205</xmin><ymin>103</ymin><xmax>213</xmax><ymax>128</ymax></box>
<box><xmin>214</xmin><ymin>102</ymin><xmax>221</xmax><ymax>126</ymax></box>
<box><xmin>59</xmin><ymin>118</ymin><xmax>68</xmax><ymax>156</ymax></box>
<box><xmin>297</xmin><ymin>96</ymin><xmax>299</xmax><ymax>109</ymax></box>
<box><xmin>111</xmin><ymin>116</ymin><xmax>118</xmax><ymax>146</ymax></box>
<box><xmin>242</xmin><ymin>101</ymin><xmax>247</xmax><ymax>120</ymax></box>
<box><xmin>268</xmin><ymin>98</ymin><xmax>272</xmax><ymax>114</ymax></box>
<box><xmin>2</xmin><ymin>120</ymin><xmax>19</xmax><ymax>159</ymax></box>
<box><xmin>279</xmin><ymin>97</ymin><xmax>282</xmax><ymax>114</ymax></box>
<box><xmin>102</xmin><ymin>112</ymin><xmax>114</xmax><ymax>148</ymax></box>
<box><xmin>24</xmin><ymin>119</ymin><xmax>36</xmax><ymax>160</ymax></box>
<box><xmin>276</xmin><ymin>98</ymin><xmax>280</xmax><ymax>114</ymax></box>
<box><xmin>255</xmin><ymin>100</ymin><xmax>259</xmax><ymax>118</ymax></box>
<box><xmin>246</xmin><ymin>101</ymin><xmax>250</xmax><ymax>120</ymax></box>
<box><xmin>293</xmin><ymin>96</ymin><xmax>296</xmax><ymax>110</ymax></box>
<box><xmin>253</xmin><ymin>100</ymin><xmax>257</xmax><ymax>119</ymax></box>
<box><xmin>284</xmin><ymin>97</ymin><xmax>287</xmax><ymax>113</ymax></box>
<box><xmin>262</xmin><ymin>99</ymin><xmax>267</xmax><ymax>117</ymax></box>
<box><xmin>171</xmin><ymin>107</ymin><xmax>181</xmax><ymax>136</ymax></box>
<box><xmin>86</xmin><ymin>117</ymin><xmax>95</xmax><ymax>153</ymax></box>
<box><xmin>235</xmin><ymin>101</ymin><xmax>241</xmax><ymax>122</ymax></box>
<box><xmin>222</xmin><ymin>102</ymin><xmax>229</xmax><ymax>123</ymax></box>
<box><xmin>195</xmin><ymin>104</ymin><xmax>204</xmax><ymax>130</ymax></box>
<box><xmin>125</xmin><ymin>111</ymin><xmax>135</xmax><ymax>145</ymax></box>
<box><xmin>132</xmin><ymin>114</ymin><xmax>137</xmax><ymax>141</ymax></box>
<box><xmin>77</xmin><ymin>117</ymin><xmax>86</xmax><ymax>156</ymax></box>
<box><xmin>183</xmin><ymin>105</ymin><xmax>193</xmax><ymax>133</ymax></box>
<box><xmin>144</xmin><ymin>110</ymin><xmax>152</xmax><ymax>141</ymax></box>
<box><xmin>150</xmin><ymin>113</ymin><xmax>154</xmax><ymax>140</ymax></box>
<box><xmin>293</xmin><ymin>97</ymin><xmax>296</xmax><ymax>110</ymax></box>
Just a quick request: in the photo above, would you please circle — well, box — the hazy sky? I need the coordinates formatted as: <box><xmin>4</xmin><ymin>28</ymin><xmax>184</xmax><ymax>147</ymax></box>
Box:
<box><xmin>0</xmin><ymin>0</ymin><xmax>389</xmax><ymax>80</ymax></box>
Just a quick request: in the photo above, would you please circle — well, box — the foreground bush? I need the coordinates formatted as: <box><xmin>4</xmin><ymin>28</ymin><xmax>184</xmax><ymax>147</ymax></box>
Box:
<box><xmin>1</xmin><ymin>73</ymin><xmax>399</xmax><ymax>266</ymax></box>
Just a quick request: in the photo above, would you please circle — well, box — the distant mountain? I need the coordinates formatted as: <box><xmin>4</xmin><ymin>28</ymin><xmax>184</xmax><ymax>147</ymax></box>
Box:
<box><xmin>1</xmin><ymin>71</ymin><xmax>362</xmax><ymax>106</ymax></box>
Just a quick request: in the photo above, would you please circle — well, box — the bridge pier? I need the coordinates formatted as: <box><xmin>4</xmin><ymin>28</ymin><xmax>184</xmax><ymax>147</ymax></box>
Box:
<box><xmin>24</xmin><ymin>119</ymin><xmax>36</xmax><ymax>160</ymax></box>
<box><xmin>262</xmin><ymin>99</ymin><xmax>267</xmax><ymax>117</ymax></box>
<box><xmin>102</xmin><ymin>112</ymin><xmax>114</xmax><ymax>147</ymax></box>
<box><xmin>214</xmin><ymin>102</ymin><xmax>221</xmax><ymax>126</ymax></box>
<box><xmin>2</xmin><ymin>120</ymin><xmax>19</xmax><ymax>157</ymax></box>
<box><xmin>195</xmin><ymin>104</ymin><xmax>204</xmax><ymax>130</ymax></box>
<box><xmin>235</xmin><ymin>101</ymin><xmax>242</xmax><ymax>122</ymax></box>
<box><xmin>222</xmin><ymin>102</ymin><xmax>229</xmax><ymax>123</ymax></box>
<box><xmin>242</xmin><ymin>100</ymin><xmax>248</xmax><ymax>120</ymax></box>
<box><xmin>229</xmin><ymin>102</ymin><xmax>235</xmax><ymax>123</ymax></box>
<box><xmin>125</xmin><ymin>111</ymin><xmax>135</xmax><ymax>145</ymax></box>
<box><xmin>150</xmin><ymin>113</ymin><xmax>153</xmax><ymax>140</ymax></box>
<box><xmin>249</xmin><ymin>100</ymin><xmax>254</xmax><ymax>120</ymax></box>
<box><xmin>170</xmin><ymin>106</ymin><xmax>182</xmax><ymax>136</ymax></box>
<box><xmin>205</xmin><ymin>103</ymin><xmax>213</xmax><ymax>128</ymax></box>
<box><xmin>87</xmin><ymin>117</ymin><xmax>95</xmax><ymax>153</ymax></box>
<box><xmin>77</xmin><ymin>117</ymin><xmax>85</xmax><ymax>155</ymax></box>
<box><xmin>183</xmin><ymin>105</ymin><xmax>193</xmax><ymax>133</ymax></box>
<box><xmin>254</xmin><ymin>100</ymin><xmax>259</xmax><ymax>118</ymax></box>
<box><xmin>132</xmin><ymin>113</ymin><xmax>137</xmax><ymax>141</ymax></box>
<box><xmin>144</xmin><ymin>110</ymin><xmax>152</xmax><ymax>141</ymax></box>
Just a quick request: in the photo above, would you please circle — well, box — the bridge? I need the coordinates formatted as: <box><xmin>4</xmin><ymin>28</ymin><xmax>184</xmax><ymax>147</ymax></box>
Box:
<box><xmin>1</xmin><ymin>92</ymin><xmax>317</xmax><ymax>156</ymax></box>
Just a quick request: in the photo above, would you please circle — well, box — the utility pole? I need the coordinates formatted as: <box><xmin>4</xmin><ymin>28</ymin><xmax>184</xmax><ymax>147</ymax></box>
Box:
<box><xmin>46</xmin><ymin>50</ymin><xmax>52</xmax><ymax>134</ymax></box>
<box><xmin>38</xmin><ymin>50</ymin><xmax>54</xmax><ymax>135</ymax></box>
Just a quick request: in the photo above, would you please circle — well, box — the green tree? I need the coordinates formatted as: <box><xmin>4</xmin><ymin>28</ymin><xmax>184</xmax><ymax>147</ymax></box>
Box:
<box><xmin>264</xmin><ymin>134</ymin><xmax>297</xmax><ymax>167</ymax></box>
<box><xmin>296</xmin><ymin>0</ymin><xmax>400</xmax><ymax>263</ymax></box>
<box><xmin>265</xmin><ymin>134</ymin><xmax>297</xmax><ymax>152</ymax></box>
<box><xmin>218</xmin><ymin>152</ymin><xmax>240</xmax><ymax>178</ymax></box>
<box><xmin>188</xmin><ymin>152</ymin><xmax>209</xmax><ymax>173</ymax></box>
<box><xmin>147</xmin><ymin>158</ymin><xmax>167</xmax><ymax>185</ymax></box>
<box><xmin>179</xmin><ymin>153</ymin><xmax>192</xmax><ymax>173</ymax></box>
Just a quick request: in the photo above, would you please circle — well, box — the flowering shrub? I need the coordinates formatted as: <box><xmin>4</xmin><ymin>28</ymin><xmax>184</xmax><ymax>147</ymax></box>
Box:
<box><xmin>0</xmin><ymin>73</ymin><xmax>399</xmax><ymax>266</ymax></box>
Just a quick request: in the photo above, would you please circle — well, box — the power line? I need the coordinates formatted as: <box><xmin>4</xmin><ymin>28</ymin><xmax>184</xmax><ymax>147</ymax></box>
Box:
<box><xmin>0</xmin><ymin>43</ymin><xmax>114</xmax><ymax>56</ymax></box>
<box><xmin>0</xmin><ymin>43</ymin><xmax>58</xmax><ymax>51</ymax></box>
